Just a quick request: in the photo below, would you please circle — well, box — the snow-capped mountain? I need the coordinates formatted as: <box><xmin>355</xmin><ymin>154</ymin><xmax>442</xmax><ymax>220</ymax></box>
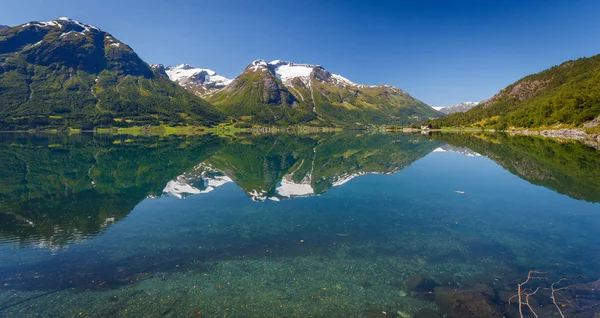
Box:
<box><xmin>161</xmin><ymin>64</ymin><xmax>232</xmax><ymax>97</ymax></box>
<box><xmin>208</xmin><ymin>59</ymin><xmax>441</xmax><ymax>126</ymax></box>
<box><xmin>433</xmin><ymin>102</ymin><xmax>480</xmax><ymax>115</ymax></box>
<box><xmin>268</xmin><ymin>60</ymin><xmax>359</xmax><ymax>88</ymax></box>
<box><xmin>0</xmin><ymin>17</ymin><xmax>223</xmax><ymax>126</ymax></box>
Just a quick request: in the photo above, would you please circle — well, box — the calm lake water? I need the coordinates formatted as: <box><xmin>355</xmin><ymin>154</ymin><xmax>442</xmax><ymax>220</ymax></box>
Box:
<box><xmin>0</xmin><ymin>132</ymin><xmax>599</xmax><ymax>317</ymax></box>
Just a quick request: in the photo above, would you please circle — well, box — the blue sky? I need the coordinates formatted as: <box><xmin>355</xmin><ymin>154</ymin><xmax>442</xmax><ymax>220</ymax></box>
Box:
<box><xmin>2</xmin><ymin>0</ymin><xmax>600</xmax><ymax>106</ymax></box>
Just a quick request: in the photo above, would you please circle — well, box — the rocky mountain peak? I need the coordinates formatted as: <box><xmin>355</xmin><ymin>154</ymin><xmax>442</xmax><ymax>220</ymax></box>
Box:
<box><xmin>162</xmin><ymin>63</ymin><xmax>232</xmax><ymax>97</ymax></box>
<box><xmin>433</xmin><ymin>102</ymin><xmax>480</xmax><ymax>115</ymax></box>
<box><xmin>20</xmin><ymin>17</ymin><xmax>100</xmax><ymax>34</ymax></box>
<box><xmin>267</xmin><ymin>60</ymin><xmax>318</xmax><ymax>85</ymax></box>
<box><xmin>247</xmin><ymin>59</ymin><xmax>269</xmax><ymax>72</ymax></box>
<box><xmin>172</xmin><ymin>63</ymin><xmax>195</xmax><ymax>70</ymax></box>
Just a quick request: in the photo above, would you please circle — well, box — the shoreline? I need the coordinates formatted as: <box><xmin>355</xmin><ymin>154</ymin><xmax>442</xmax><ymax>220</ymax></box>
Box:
<box><xmin>0</xmin><ymin>125</ymin><xmax>343</xmax><ymax>136</ymax></box>
<box><xmin>2</xmin><ymin>125</ymin><xmax>599</xmax><ymax>148</ymax></box>
<box><xmin>395</xmin><ymin>127</ymin><xmax>600</xmax><ymax>149</ymax></box>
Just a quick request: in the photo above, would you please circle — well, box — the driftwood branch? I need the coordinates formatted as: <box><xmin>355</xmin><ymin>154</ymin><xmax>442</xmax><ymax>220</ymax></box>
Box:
<box><xmin>509</xmin><ymin>271</ymin><xmax>571</xmax><ymax>318</ymax></box>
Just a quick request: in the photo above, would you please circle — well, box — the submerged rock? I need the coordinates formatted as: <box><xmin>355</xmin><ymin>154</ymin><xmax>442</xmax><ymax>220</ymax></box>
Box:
<box><xmin>434</xmin><ymin>286</ymin><xmax>502</xmax><ymax>318</ymax></box>
<box><xmin>414</xmin><ymin>308</ymin><xmax>443</xmax><ymax>318</ymax></box>
<box><xmin>367</xmin><ymin>311</ymin><xmax>396</xmax><ymax>318</ymax></box>
<box><xmin>405</xmin><ymin>274</ymin><xmax>439</xmax><ymax>301</ymax></box>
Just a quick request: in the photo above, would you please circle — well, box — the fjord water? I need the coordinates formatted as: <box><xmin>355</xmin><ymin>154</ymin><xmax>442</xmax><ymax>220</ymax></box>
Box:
<box><xmin>0</xmin><ymin>133</ymin><xmax>599</xmax><ymax>317</ymax></box>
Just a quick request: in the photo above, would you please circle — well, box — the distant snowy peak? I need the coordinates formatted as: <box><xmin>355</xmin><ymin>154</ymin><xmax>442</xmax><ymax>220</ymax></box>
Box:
<box><xmin>246</xmin><ymin>59</ymin><xmax>269</xmax><ymax>72</ymax></box>
<box><xmin>435</xmin><ymin>101</ymin><xmax>480</xmax><ymax>115</ymax></box>
<box><xmin>231</xmin><ymin>59</ymin><xmax>408</xmax><ymax>93</ymax></box>
<box><xmin>164</xmin><ymin>64</ymin><xmax>232</xmax><ymax>97</ymax></box>
<box><xmin>269</xmin><ymin>60</ymin><xmax>364</xmax><ymax>87</ymax></box>
<box><xmin>268</xmin><ymin>60</ymin><xmax>317</xmax><ymax>85</ymax></box>
<box><xmin>21</xmin><ymin>17</ymin><xmax>100</xmax><ymax>33</ymax></box>
<box><xmin>16</xmin><ymin>18</ymin><xmax>132</xmax><ymax>52</ymax></box>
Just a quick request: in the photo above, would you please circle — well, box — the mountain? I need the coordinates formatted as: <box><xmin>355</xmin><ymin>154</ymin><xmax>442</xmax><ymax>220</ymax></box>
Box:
<box><xmin>0</xmin><ymin>25</ymin><xmax>9</xmax><ymax>30</ymax></box>
<box><xmin>0</xmin><ymin>18</ymin><xmax>223</xmax><ymax>130</ymax></box>
<box><xmin>426</xmin><ymin>55</ymin><xmax>600</xmax><ymax>129</ymax></box>
<box><xmin>433</xmin><ymin>101</ymin><xmax>479</xmax><ymax>115</ymax></box>
<box><xmin>160</xmin><ymin>64</ymin><xmax>232</xmax><ymax>97</ymax></box>
<box><xmin>207</xmin><ymin>60</ymin><xmax>442</xmax><ymax>126</ymax></box>
<box><xmin>207</xmin><ymin>60</ymin><xmax>315</xmax><ymax>125</ymax></box>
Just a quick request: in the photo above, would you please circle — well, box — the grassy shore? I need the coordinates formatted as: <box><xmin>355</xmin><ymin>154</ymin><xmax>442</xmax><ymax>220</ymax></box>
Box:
<box><xmin>12</xmin><ymin>124</ymin><xmax>342</xmax><ymax>137</ymax></box>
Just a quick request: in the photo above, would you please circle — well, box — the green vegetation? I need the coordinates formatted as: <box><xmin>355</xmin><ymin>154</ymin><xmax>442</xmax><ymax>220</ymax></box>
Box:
<box><xmin>432</xmin><ymin>132</ymin><xmax>600</xmax><ymax>203</ymax></box>
<box><xmin>0</xmin><ymin>21</ymin><xmax>223</xmax><ymax>131</ymax></box>
<box><xmin>425</xmin><ymin>54</ymin><xmax>600</xmax><ymax>129</ymax></box>
<box><xmin>308</xmin><ymin>81</ymin><xmax>441</xmax><ymax>127</ymax></box>
<box><xmin>208</xmin><ymin>64</ymin><xmax>442</xmax><ymax>127</ymax></box>
<box><xmin>0</xmin><ymin>21</ymin><xmax>443</xmax><ymax>130</ymax></box>
<box><xmin>207</xmin><ymin>67</ymin><xmax>317</xmax><ymax>126</ymax></box>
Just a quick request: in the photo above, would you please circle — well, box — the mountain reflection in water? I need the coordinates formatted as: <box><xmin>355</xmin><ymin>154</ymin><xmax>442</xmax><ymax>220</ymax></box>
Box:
<box><xmin>1</xmin><ymin>132</ymin><xmax>599</xmax><ymax>248</ymax></box>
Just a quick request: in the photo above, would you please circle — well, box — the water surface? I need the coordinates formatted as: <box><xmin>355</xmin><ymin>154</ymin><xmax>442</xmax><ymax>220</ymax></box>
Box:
<box><xmin>0</xmin><ymin>132</ymin><xmax>599</xmax><ymax>317</ymax></box>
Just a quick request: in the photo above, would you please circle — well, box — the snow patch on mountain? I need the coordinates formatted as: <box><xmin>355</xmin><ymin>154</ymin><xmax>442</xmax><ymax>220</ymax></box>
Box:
<box><xmin>249</xmin><ymin>59</ymin><xmax>269</xmax><ymax>72</ymax></box>
<box><xmin>266</xmin><ymin>60</ymin><xmax>362</xmax><ymax>88</ymax></box>
<box><xmin>21</xmin><ymin>17</ymin><xmax>100</xmax><ymax>34</ymax></box>
<box><xmin>434</xmin><ymin>102</ymin><xmax>480</xmax><ymax>115</ymax></box>
<box><xmin>164</xmin><ymin>64</ymin><xmax>232</xmax><ymax>96</ymax></box>
<box><xmin>269</xmin><ymin>60</ymin><xmax>316</xmax><ymax>86</ymax></box>
<box><xmin>331</xmin><ymin>74</ymin><xmax>357</xmax><ymax>86</ymax></box>
<box><xmin>166</xmin><ymin>64</ymin><xmax>231</xmax><ymax>85</ymax></box>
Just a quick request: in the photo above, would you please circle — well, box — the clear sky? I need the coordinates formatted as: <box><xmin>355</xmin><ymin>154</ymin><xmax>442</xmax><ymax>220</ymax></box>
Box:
<box><xmin>2</xmin><ymin>0</ymin><xmax>600</xmax><ymax>106</ymax></box>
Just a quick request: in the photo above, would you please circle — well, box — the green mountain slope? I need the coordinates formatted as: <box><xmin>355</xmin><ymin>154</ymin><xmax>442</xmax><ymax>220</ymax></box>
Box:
<box><xmin>207</xmin><ymin>60</ymin><xmax>317</xmax><ymax>125</ymax></box>
<box><xmin>208</xmin><ymin>60</ymin><xmax>442</xmax><ymax>126</ymax></box>
<box><xmin>426</xmin><ymin>54</ymin><xmax>600</xmax><ymax>129</ymax></box>
<box><xmin>0</xmin><ymin>18</ymin><xmax>223</xmax><ymax>130</ymax></box>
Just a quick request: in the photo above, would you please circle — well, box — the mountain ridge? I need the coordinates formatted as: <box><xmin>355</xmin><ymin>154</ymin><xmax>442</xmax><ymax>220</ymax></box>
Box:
<box><xmin>205</xmin><ymin>59</ymin><xmax>442</xmax><ymax>126</ymax></box>
<box><xmin>160</xmin><ymin>64</ymin><xmax>232</xmax><ymax>97</ymax></box>
<box><xmin>433</xmin><ymin>101</ymin><xmax>479</xmax><ymax>115</ymax></box>
<box><xmin>425</xmin><ymin>55</ymin><xmax>600</xmax><ymax>129</ymax></box>
<box><xmin>0</xmin><ymin>17</ymin><xmax>223</xmax><ymax>130</ymax></box>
